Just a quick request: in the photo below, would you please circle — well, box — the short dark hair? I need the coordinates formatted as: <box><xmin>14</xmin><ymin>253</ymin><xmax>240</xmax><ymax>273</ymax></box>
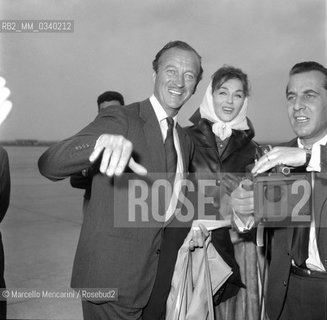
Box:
<box><xmin>289</xmin><ymin>61</ymin><xmax>327</xmax><ymax>90</ymax></box>
<box><xmin>152</xmin><ymin>40</ymin><xmax>203</xmax><ymax>88</ymax></box>
<box><xmin>211</xmin><ymin>65</ymin><xmax>250</xmax><ymax>97</ymax></box>
<box><xmin>97</xmin><ymin>91</ymin><xmax>125</xmax><ymax>107</ymax></box>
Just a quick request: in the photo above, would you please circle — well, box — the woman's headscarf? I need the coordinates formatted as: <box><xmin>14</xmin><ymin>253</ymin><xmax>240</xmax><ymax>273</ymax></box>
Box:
<box><xmin>199</xmin><ymin>80</ymin><xmax>249</xmax><ymax>141</ymax></box>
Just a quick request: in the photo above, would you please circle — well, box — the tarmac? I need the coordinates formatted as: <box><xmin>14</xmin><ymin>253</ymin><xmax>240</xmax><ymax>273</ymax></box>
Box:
<box><xmin>2</xmin><ymin>146</ymin><xmax>83</xmax><ymax>320</ymax></box>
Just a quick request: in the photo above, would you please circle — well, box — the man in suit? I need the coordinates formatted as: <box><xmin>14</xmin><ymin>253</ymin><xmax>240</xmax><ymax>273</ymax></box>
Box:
<box><xmin>0</xmin><ymin>77</ymin><xmax>12</xmax><ymax>320</ymax></box>
<box><xmin>70</xmin><ymin>90</ymin><xmax>125</xmax><ymax>212</ymax></box>
<box><xmin>0</xmin><ymin>146</ymin><xmax>10</xmax><ymax>320</ymax></box>
<box><xmin>38</xmin><ymin>40</ymin><xmax>204</xmax><ymax>320</ymax></box>
<box><xmin>232</xmin><ymin>61</ymin><xmax>327</xmax><ymax>320</ymax></box>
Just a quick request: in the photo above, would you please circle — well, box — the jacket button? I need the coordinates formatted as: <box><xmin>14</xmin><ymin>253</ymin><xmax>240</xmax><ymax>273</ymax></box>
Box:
<box><xmin>283</xmin><ymin>281</ymin><xmax>287</xmax><ymax>287</ymax></box>
<box><xmin>156</xmin><ymin>249</ymin><xmax>161</xmax><ymax>255</ymax></box>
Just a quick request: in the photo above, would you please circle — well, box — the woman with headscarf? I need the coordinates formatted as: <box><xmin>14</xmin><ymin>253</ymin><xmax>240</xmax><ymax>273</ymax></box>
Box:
<box><xmin>186</xmin><ymin>65</ymin><xmax>267</xmax><ymax>320</ymax></box>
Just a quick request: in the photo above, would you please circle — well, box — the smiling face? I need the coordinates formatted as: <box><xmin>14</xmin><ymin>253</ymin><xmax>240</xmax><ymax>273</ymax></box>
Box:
<box><xmin>153</xmin><ymin>47</ymin><xmax>201</xmax><ymax>117</ymax></box>
<box><xmin>212</xmin><ymin>78</ymin><xmax>246</xmax><ymax>122</ymax></box>
<box><xmin>286</xmin><ymin>70</ymin><xmax>327</xmax><ymax>146</ymax></box>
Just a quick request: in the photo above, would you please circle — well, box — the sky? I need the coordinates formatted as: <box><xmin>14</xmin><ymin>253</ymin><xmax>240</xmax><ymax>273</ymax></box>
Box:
<box><xmin>0</xmin><ymin>0</ymin><xmax>326</xmax><ymax>143</ymax></box>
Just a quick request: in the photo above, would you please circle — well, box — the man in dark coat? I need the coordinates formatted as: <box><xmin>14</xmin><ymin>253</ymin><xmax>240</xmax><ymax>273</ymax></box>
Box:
<box><xmin>0</xmin><ymin>77</ymin><xmax>12</xmax><ymax>320</ymax></box>
<box><xmin>234</xmin><ymin>61</ymin><xmax>327</xmax><ymax>320</ymax></box>
<box><xmin>38</xmin><ymin>40</ymin><xmax>204</xmax><ymax>320</ymax></box>
<box><xmin>0</xmin><ymin>146</ymin><xmax>10</xmax><ymax>320</ymax></box>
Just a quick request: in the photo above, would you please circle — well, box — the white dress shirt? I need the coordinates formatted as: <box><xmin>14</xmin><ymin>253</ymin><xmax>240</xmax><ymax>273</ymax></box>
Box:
<box><xmin>150</xmin><ymin>95</ymin><xmax>184</xmax><ymax>222</ymax></box>
<box><xmin>298</xmin><ymin>134</ymin><xmax>327</xmax><ymax>271</ymax></box>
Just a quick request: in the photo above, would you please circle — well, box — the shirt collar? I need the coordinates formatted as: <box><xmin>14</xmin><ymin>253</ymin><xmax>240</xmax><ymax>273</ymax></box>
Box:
<box><xmin>150</xmin><ymin>95</ymin><xmax>178</xmax><ymax>126</ymax></box>
<box><xmin>298</xmin><ymin>134</ymin><xmax>327</xmax><ymax>172</ymax></box>
<box><xmin>297</xmin><ymin>134</ymin><xmax>327</xmax><ymax>149</ymax></box>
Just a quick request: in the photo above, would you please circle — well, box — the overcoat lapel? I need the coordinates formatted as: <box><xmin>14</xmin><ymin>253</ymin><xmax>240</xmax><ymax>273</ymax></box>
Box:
<box><xmin>221</xmin><ymin>131</ymin><xmax>247</xmax><ymax>162</ymax></box>
<box><xmin>197</xmin><ymin>118</ymin><xmax>217</xmax><ymax>149</ymax></box>
<box><xmin>176</xmin><ymin>124</ymin><xmax>188</xmax><ymax>174</ymax></box>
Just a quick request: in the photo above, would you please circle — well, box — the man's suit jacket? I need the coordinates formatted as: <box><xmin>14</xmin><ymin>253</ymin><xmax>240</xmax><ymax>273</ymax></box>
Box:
<box><xmin>266</xmin><ymin>138</ymin><xmax>327</xmax><ymax>320</ymax></box>
<box><xmin>38</xmin><ymin>99</ymin><xmax>193</xmax><ymax>308</ymax></box>
<box><xmin>0</xmin><ymin>146</ymin><xmax>10</xmax><ymax>317</ymax></box>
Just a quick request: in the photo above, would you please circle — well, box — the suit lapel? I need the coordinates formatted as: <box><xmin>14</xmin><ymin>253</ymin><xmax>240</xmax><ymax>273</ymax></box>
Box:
<box><xmin>285</xmin><ymin>138</ymin><xmax>299</xmax><ymax>251</ymax></box>
<box><xmin>139</xmin><ymin>101</ymin><xmax>192</xmax><ymax>227</ymax></box>
<box><xmin>288</xmin><ymin>139</ymin><xmax>327</xmax><ymax>250</ymax></box>
<box><xmin>139</xmin><ymin>99</ymin><xmax>166</xmax><ymax>173</ymax></box>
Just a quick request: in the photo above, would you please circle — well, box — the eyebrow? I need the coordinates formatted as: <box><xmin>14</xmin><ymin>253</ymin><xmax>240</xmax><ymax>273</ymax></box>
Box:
<box><xmin>164</xmin><ymin>65</ymin><xmax>177</xmax><ymax>69</ymax></box>
<box><xmin>219</xmin><ymin>86</ymin><xmax>244</xmax><ymax>92</ymax></box>
<box><xmin>164</xmin><ymin>65</ymin><xmax>196</xmax><ymax>74</ymax></box>
<box><xmin>286</xmin><ymin>89</ymin><xmax>319</xmax><ymax>95</ymax></box>
<box><xmin>303</xmin><ymin>89</ymin><xmax>319</xmax><ymax>95</ymax></box>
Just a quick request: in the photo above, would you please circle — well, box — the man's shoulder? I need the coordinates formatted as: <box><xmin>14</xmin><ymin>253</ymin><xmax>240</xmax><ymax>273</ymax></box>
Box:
<box><xmin>0</xmin><ymin>146</ymin><xmax>8</xmax><ymax>160</ymax></box>
<box><xmin>123</xmin><ymin>101</ymin><xmax>143</xmax><ymax>117</ymax></box>
<box><xmin>96</xmin><ymin>100</ymin><xmax>145</xmax><ymax>123</ymax></box>
<box><xmin>320</xmin><ymin>144</ymin><xmax>327</xmax><ymax>172</ymax></box>
<box><xmin>274</xmin><ymin>137</ymin><xmax>297</xmax><ymax>147</ymax></box>
<box><xmin>0</xmin><ymin>146</ymin><xmax>9</xmax><ymax>177</ymax></box>
<box><xmin>103</xmin><ymin>99</ymin><xmax>150</xmax><ymax>119</ymax></box>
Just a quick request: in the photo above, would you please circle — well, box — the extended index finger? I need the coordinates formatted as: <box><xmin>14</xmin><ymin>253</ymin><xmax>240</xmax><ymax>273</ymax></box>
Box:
<box><xmin>128</xmin><ymin>158</ymin><xmax>147</xmax><ymax>176</ymax></box>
